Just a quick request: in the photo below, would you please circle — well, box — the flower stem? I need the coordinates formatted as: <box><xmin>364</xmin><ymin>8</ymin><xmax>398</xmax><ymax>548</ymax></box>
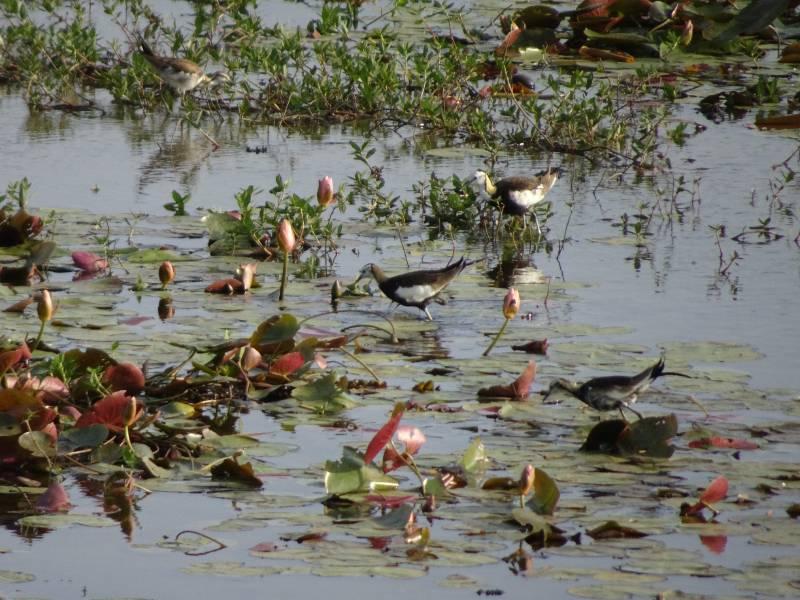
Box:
<box><xmin>279</xmin><ymin>250</ymin><xmax>289</xmax><ymax>301</ymax></box>
<box><xmin>482</xmin><ymin>317</ymin><xmax>509</xmax><ymax>356</ymax></box>
<box><xmin>32</xmin><ymin>319</ymin><xmax>46</xmax><ymax>352</ymax></box>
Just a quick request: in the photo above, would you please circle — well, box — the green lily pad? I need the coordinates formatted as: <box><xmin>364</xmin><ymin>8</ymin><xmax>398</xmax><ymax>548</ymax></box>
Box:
<box><xmin>17</xmin><ymin>514</ymin><xmax>116</xmax><ymax>529</ymax></box>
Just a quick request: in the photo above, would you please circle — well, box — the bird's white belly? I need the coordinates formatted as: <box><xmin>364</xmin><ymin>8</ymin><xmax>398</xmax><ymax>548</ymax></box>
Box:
<box><xmin>508</xmin><ymin>187</ymin><xmax>546</xmax><ymax>209</ymax></box>
<box><xmin>395</xmin><ymin>284</ymin><xmax>436</xmax><ymax>304</ymax></box>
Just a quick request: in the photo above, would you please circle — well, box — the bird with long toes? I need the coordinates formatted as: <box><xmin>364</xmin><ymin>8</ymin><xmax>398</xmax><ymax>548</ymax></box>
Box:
<box><xmin>355</xmin><ymin>256</ymin><xmax>475</xmax><ymax>320</ymax></box>
<box><xmin>138</xmin><ymin>37</ymin><xmax>229</xmax><ymax>95</ymax></box>
<box><xmin>542</xmin><ymin>357</ymin><xmax>690</xmax><ymax>420</ymax></box>
<box><xmin>473</xmin><ymin>167</ymin><xmax>562</xmax><ymax>235</ymax></box>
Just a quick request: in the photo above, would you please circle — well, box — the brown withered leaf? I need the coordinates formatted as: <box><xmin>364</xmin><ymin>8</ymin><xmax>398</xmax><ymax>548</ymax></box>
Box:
<box><xmin>587</xmin><ymin>520</ymin><xmax>649</xmax><ymax>540</ymax></box>
<box><xmin>210</xmin><ymin>457</ymin><xmax>263</xmax><ymax>488</ymax></box>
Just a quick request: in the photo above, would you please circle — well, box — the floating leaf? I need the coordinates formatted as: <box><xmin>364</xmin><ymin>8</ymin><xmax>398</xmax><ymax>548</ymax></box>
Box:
<box><xmin>292</xmin><ymin>373</ymin><xmax>356</xmax><ymax>414</ymax></box>
<box><xmin>587</xmin><ymin>520</ymin><xmax>648</xmax><ymax>540</ymax></box>
<box><xmin>482</xmin><ymin>477</ymin><xmax>518</xmax><ymax>491</ymax></box>
<box><xmin>71</xmin><ymin>251</ymin><xmax>108</xmax><ymax>273</ymax></box>
<box><xmin>76</xmin><ymin>391</ymin><xmax>143</xmax><ymax>432</ymax></box>
<box><xmin>755</xmin><ymin>113</ymin><xmax>800</xmax><ymax>130</ymax></box>
<box><xmin>211</xmin><ymin>457</ymin><xmax>264</xmax><ymax>488</ymax></box>
<box><xmin>59</xmin><ymin>424</ymin><xmax>109</xmax><ymax>451</ymax></box>
<box><xmin>688</xmin><ymin>436</ymin><xmax>759</xmax><ymax>450</ymax></box>
<box><xmin>324</xmin><ymin>446</ymin><xmax>399</xmax><ymax>495</ymax></box>
<box><xmin>18</xmin><ymin>430</ymin><xmax>56</xmax><ymax>458</ymax></box>
<box><xmin>250</xmin><ymin>314</ymin><xmax>300</xmax><ymax>346</ymax></box>
<box><xmin>477</xmin><ymin>360</ymin><xmax>536</xmax><ymax>400</ymax></box>
<box><xmin>616</xmin><ymin>414</ymin><xmax>678</xmax><ymax>458</ymax></box>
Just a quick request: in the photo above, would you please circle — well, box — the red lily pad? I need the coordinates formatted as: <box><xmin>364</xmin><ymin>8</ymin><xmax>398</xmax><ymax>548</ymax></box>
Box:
<box><xmin>76</xmin><ymin>391</ymin><xmax>143</xmax><ymax>432</ymax></box>
<box><xmin>72</xmin><ymin>251</ymin><xmax>109</xmax><ymax>273</ymax></box>
<box><xmin>688</xmin><ymin>436</ymin><xmax>759</xmax><ymax>450</ymax></box>
<box><xmin>102</xmin><ymin>363</ymin><xmax>145</xmax><ymax>395</ymax></box>
<box><xmin>477</xmin><ymin>360</ymin><xmax>537</xmax><ymax>400</ymax></box>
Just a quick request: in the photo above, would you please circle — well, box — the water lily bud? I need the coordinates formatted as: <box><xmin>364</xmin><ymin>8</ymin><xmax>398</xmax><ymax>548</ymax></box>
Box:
<box><xmin>681</xmin><ymin>19</ymin><xmax>693</xmax><ymax>46</ymax></box>
<box><xmin>518</xmin><ymin>464</ymin><xmax>534</xmax><ymax>496</ymax></box>
<box><xmin>317</xmin><ymin>176</ymin><xmax>335</xmax><ymax>207</ymax></box>
<box><xmin>503</xmin><ymin>287</ymin><xmax>520</xmax><ymax>320</ymax></box>
<box><xmin>277</xmin><ymin>219</ymin><xmax>296</xmax><ymax>253</ymax></box>
<box><xmin>122</xmin><ymin>396</ymin><xmax>140</xmax><ymax>428</ymax></box>
<box><xmin>37</xmin><ymin>289</ymin><xmax>53</xmax><ymax>322</ymax></box>
<box><xmin>331</xmin><ymin>279</ymin><xmax>343</xmax><ymax>303</ymax></box>
<box><xmin>159</xmin><ymin>261</ymin><xmax>175</xmax><ymax>288</ymax></box>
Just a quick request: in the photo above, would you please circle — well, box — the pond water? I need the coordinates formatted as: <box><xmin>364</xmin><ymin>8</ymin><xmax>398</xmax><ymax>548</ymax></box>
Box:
<box><xmin>1</xmin><ymin>1</ymin><xmax>800</xmax><ymax>599</ymax></box>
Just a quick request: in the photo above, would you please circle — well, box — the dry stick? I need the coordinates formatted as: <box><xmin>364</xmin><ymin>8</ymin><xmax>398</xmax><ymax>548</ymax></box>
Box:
<box><xmin>396</xmin><ymin>224</ymin><xmax>410</xmax><ymax>268</ymax></box>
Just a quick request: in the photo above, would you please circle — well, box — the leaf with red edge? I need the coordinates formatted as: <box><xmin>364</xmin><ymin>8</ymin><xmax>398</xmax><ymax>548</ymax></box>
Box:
<box><xmin>699</xmin><ymin>534</ymin><xmax>727</xmax><ymax>555</ymax></box>
<box><xmin>511</xmin><ymin>360</ymin><xmax>537</xmax><ymax>399</ymax></box>
<box><xmin>699</xmin><ymin>475</ymin><xmax>729</xmax><ymax>505</ymax></box>
<box><xmin>36</xmin><ymin>481</ymin><xmax>72</xmax><ymax>513</ymax></box>
<box><xmin>76</xmin><ymin>391</ymin><xmax>143</xmax><ymax>432</ymax></box>
<box><xmin>205</xmin><ymin>278</ymin><xmax>245</xmax><ymax>294</ymax></box>
<box><xmin>72</xmin><ymin>251</ymin><xmax>109</xmax><ymax>273</ymax></box>
<box><xmin>477</xmin><ymin>360</ymin><xmax>537</xmax><ymax>400</ymax></box>
<box><xmin>688</xmin><ymin>436</ymin><xmax>759</xmax><ymax>450</ymax></box>
<box><xmin>0</xmin><ymin>342</ymin><xmax>31</xmax><ymax>373</ymax></box>
<box><xmin>269</xmin><ymin>351</ymin><xmax>306</xmax><ymax>377</ymax></box>
<box><xmin>364</xmin><ymin>402</ymin><xmax>405</xmax><ymax>465</ymax></box>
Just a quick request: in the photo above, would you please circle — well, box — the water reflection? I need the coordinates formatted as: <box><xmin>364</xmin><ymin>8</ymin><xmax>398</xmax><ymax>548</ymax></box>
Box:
<box><xmin>486</xmin><ymin>253</ymin><xmax>547</xmax><ymax>288</ymax></box>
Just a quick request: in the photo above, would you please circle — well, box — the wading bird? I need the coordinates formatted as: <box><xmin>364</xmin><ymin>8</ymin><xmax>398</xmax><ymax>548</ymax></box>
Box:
<box><xmin>138</xmin><ymin>38</ymin><xmax>229</xmax><ymax>94</ymax></box>
<box><xmin>473</xmin><ymin>167</ymin><xmax>562</xmax><ymax>234</ymax></box>
<box><xmin>542</xmin><ymin>357</ymin><xmax>689</xmax><ymax>420</ymax></box>
<box><xmin>355</xmin><ymin>257</ymin><xmax>475</xmax><ymax>320</ymax></box>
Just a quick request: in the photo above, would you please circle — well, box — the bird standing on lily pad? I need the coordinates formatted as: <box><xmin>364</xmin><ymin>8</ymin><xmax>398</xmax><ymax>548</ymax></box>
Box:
<box><xmin>473</xmin><ymin>167</ymin><xmax>562</xmax><ymax>234</ymax></box>
<box><xmin>542</xmin><ymin>357</ymin><xmax>690</xmax><ymax>420</ymax></box>
<box><xmin>354</xmin><ymin>257</ymin><xmax>475</xmax><ymax>320</ymax></box>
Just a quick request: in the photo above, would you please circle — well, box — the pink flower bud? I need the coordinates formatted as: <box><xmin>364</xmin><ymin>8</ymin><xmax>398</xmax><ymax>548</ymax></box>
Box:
<box><xmin>503</xmin><ymin>287</ymin><xmax>520</xmax><ymax>320</ymax></box>
<box><xmin>277</xmin><ymin>219</ymin><xmax>296</xmax><ymax>253</ymax></box>
<box><xmin>518</xmin><ymin>464</ymin><xmax>534</xmax><ymax>496</ymax></box>
<box><xmin>317</xmin><ymin>176</ymin><xmax>335</xmax><ymax>207</ymax></box>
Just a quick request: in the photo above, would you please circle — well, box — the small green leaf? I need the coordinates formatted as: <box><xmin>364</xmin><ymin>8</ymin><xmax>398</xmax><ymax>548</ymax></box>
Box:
<box><xmin>527</xmin><ymin>467</ymin><xmax>560</xmax><ymax>516</ymax></box>
<box><xmin>460</xmin><ymin>437</ymin><xmax>487</xmax><ymax>473</ymax></box>
<box><xmin>250</xmin><ymin>314</ymin><xmax>300</xmax><ymax>346</ymax></box>
<box><xmin>292</xmin><ymin>373</ymin><xmax>356</xmax><ymax>414</ymax></box>
<box><xmin>60</xmin><ymin>424</ymin><xmax>109</xmax><ymax>451</ymax></box>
